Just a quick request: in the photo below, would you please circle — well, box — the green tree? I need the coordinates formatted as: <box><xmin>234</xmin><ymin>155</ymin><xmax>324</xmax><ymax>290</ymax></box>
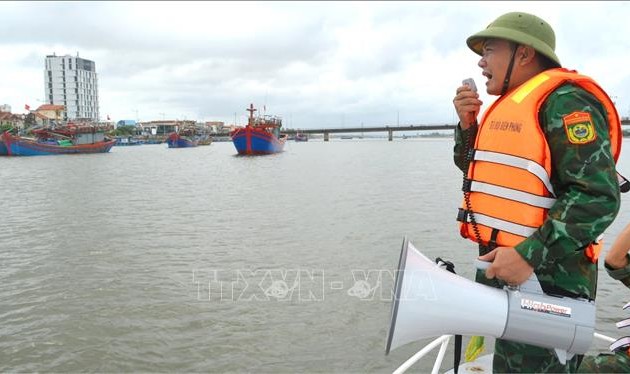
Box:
<box><xmin>113</xmin><ymin>125</ymin><xmax>136</xmax><ymax>136</ymax></box>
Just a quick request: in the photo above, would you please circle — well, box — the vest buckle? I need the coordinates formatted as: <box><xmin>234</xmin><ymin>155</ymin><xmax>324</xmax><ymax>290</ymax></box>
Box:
<box><xmin>466</xmin><ymin>148</ymin><xmax>476</xmax><ymax>163</ymax></box>
<box><xmin>457</xmin><ymin>208</ymin><xmax>469</xmax><ymax>222</ymax></box>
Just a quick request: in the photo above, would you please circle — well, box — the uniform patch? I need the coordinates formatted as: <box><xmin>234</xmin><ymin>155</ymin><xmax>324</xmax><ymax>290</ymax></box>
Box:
<box><xmin>563</xmin><ymin>111</ymin><xmax>596</xmax><ymax>144</ymax></box>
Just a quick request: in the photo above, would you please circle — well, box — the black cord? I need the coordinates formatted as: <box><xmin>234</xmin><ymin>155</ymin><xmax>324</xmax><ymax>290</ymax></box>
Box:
<box><xmin>501</xmin><ymin>43</ymin><xmax>518</xmax><ymax>96</ymax></box>
<box><xmin>463</xmin><ymin>125</ymin><xmax>484</xmax><ymax>247</ymax></box>
<box><xmin>435</xmin><ymin>257</ymin><xmax>455</xmax><ymax>273</ymax></box>
<box><xmin>435</xmin><ymin>256</ymin><xmax>462</xmax><ymax>373</ymax></box>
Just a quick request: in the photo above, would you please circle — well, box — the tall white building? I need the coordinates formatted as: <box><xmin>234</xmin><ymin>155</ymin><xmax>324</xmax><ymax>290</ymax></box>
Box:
<box><xmin>44</xmin><ymin>53</ymin><xmax>99</xmax><ymax>121</ymax></box>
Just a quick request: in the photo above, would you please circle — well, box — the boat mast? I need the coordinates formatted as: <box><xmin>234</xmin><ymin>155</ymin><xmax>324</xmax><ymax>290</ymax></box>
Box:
<box><xmin>246</xmin><ymin>103</ymin><xmax>257</xmax><ymax>126</ymax></box>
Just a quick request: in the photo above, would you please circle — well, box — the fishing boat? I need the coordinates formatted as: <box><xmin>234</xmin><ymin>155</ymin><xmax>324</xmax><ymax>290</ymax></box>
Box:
<box><xmin>166</xmin><ymin>128</ymin><xmax>199</xmax><ymax>148</ymax></box>
<box><xmin>0</xmin><ymin>137</ymin><xmax>7</xmax><ymax>155</ymax></box>
<box><xmin>114</xmin><ymin>136</ymin><xmax>144</xmax><ymax>146</ymax></box>
<box><xmin>295</xmin><ymin>132</ymin><xmax>308</xmax><ymax>142</ymax></box>
<box><xmin>198</xmin><ymin>135</ymin><xmax>213</xmax><ymax>146</ymax></box>
<box><xmin>0</xmin><ymin>124</ymin><xmax>115</xmax><ymax>156</ymax></box>
<box><xmin>230</xmin><ymin>103</ymin><xmax>288</xmax><ymax>155</ymax></box>
<box><xmin>166</xmin><ymin>124</ymin><xmax>212</xmax><ymax>148</ymax></box>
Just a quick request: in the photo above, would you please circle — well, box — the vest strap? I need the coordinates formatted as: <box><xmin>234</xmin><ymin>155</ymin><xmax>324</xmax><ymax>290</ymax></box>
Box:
<box><xmin>470</xmin><ymin>181</ymin><xmax>556</xmax><ymax>208</ymax></box>
<box><xmin>473</xmin><ymin>150</ymin><xmax>555</xmax><ymax>197</ymax></box>
<box><xmin>489</xmin><ymin>228</ymin><xmax>499</xmax><ymax>249</ymax></box>
<box><xmin>463</xmin><ymin>211</ymin><xmax>536</xmax><ymax>238</ymax></box>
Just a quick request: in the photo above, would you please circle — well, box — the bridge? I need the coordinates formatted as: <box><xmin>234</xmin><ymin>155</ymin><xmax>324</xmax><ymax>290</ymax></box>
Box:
<box><xmin>282</xmin><ymin>118</ymin><xmax>630</xmax><ymax>141</ymax></box>
<box><xmin>214</xmin><ymin>118</ymin><xmax>630</xmax><ymax>141</ymax></box>
<box><xmin>281</xmin><ymin>124</ymin><xmax>456</xmax><ymax>141</ymax></box>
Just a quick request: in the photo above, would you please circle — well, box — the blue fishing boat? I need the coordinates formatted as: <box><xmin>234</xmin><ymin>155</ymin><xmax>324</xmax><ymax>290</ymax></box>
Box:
<box><xmin>114</xmin><ymin>136</ymin><xmax>144</xmax><ymax>146</ymax></box>
<box><xmin>0</xmin><ymin>125</ymin><xmax>115</xmax><ymax>156</ymax></box>
<box><xmin>295</xmin><ymin>132</ymin><xmax>308</xmax><ymax>142</ymax></box>
<box><xmin>166</xmin><ymin>130</ymin><xmax>198</xmax><ymax>148</ymax></box>
<box><xmin>230</xmin><ymin>103</ymin><xmax>287</xmax><ymax>155</ymax></box>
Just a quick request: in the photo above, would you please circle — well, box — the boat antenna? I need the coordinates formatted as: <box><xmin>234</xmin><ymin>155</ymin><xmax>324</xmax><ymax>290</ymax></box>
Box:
<box><xmin>264</xmin><ymin>91</ymin><xmax>268</xmax><ymax>115</ymax></box>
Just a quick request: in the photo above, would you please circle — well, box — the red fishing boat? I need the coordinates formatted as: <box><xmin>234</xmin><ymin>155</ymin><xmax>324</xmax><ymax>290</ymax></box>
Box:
<box><xmin>230</xmin><ymin>104</ymin><xmax>287</xmax><ymax>155</ymax></box>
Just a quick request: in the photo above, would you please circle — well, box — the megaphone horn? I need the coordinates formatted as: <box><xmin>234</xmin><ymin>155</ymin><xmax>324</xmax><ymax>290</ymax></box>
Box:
<box><xmin>385</xmin><ymin>237</ymin><xmax>596</xmax><ymax>364</ymax></box>
<box><xmin>385</xmin><ymin>237</ymin><xmax>507</xmax><ymax>355</ymax></box>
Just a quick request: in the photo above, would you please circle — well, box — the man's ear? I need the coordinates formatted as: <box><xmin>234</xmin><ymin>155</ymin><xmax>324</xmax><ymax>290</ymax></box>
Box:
<box><xmin>518</xmin><ymin>45</ymin><xmax>536</xmax><ymax>65</ymax></box>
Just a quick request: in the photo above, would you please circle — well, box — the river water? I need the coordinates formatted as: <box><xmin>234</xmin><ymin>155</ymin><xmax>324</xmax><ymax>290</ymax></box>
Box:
<box><xmin>2</xmin><ymin>138</ymin><xmax>630</xmax><ymax>372</ymax></box>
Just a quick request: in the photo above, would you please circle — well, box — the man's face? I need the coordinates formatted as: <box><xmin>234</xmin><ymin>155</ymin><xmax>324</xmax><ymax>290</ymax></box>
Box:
<box><xmin>478</xmin><ymin>39</ymin><xmax>513</xmax><ymax>95</ymax></box>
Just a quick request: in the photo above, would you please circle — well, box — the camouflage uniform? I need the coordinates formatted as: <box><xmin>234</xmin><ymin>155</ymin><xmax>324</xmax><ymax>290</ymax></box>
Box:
<box><xmin>577</xmin><ymin>257</ymin><xmax>630</xmax><ymax>373</ymax></box>
<box><xmin>605</xmin><ymin>255</ymin><xmax>630</xmax><ymax>289</ymax></box>
<box><xmin>454</xmin><ymin>83</ymin><xmax>621</xmax><ymax>373</ymax></box>
<box><xmin>578</xmin><ymin>351</ymin><xmax>630</xmax><ymax>373</ymax></box>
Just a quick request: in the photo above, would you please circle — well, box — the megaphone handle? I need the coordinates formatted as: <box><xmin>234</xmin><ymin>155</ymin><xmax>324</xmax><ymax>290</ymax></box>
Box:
<box><xmin>474</xmin><ymin>259</ymin><xmax>490</xmax><ymax>271</ymax></box>
<box><xmin>474</xmin><ymin>259</ymin><xmax>543</xmax><ymax>294</ymax></box>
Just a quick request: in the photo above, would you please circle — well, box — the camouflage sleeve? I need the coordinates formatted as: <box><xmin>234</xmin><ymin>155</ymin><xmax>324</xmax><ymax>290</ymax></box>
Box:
<box><xmin>453</xmin><ymin>122</ymin><xmax>478</xmax><ymax>172</ymax></box>
<box><xmin>514</xmin><ymin>84</ymin><xmax>620</xmax><ymax>269</ymax></box>
<box><xmin>605</xmin><ymin>255</ymin><xmax>630</xmax><ymax>288</ymax></box>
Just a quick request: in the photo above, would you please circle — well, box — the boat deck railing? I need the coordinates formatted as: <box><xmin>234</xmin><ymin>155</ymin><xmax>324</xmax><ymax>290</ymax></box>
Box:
<box><xmin>394</xmin><ymin>333</ymin><xmax>617</xmax><ymax>374</ymax></box>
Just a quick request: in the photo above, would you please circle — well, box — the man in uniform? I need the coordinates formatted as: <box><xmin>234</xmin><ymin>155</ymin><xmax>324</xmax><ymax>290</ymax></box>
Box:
<box><xmin>452</xmin><ymin>11</ymin><xmax>621</xmax><ymax>372</ymax></box>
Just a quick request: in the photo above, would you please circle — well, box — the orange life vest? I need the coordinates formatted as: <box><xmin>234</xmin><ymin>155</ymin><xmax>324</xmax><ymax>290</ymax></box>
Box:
<box><xmin>458</xmin><ymin>68</ymin><xmax>621</xmax><ymax>262</ymax></box>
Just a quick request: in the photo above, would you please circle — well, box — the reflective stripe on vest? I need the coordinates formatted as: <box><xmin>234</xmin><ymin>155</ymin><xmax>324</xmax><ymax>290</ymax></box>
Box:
<box><xmin>473</xmin><ymin>150</ymin><xmax>556</xmax><ymax>197</ymax></box>
<box><xmin>462</xmin><ymin>211</ymin><xmax>537</xmax><ymax>238</ymax></box>
<box><xmin>470</xmin><ymin>181</ymin><xmax>556</xmax><ymax>208</ymax></box>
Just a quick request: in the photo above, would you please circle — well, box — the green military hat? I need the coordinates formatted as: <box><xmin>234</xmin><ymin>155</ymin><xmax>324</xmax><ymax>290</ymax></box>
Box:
<box><xmin>467</xmin><ymin>12</ymin><xmax>561</xmax><ymax>67</ymax></box>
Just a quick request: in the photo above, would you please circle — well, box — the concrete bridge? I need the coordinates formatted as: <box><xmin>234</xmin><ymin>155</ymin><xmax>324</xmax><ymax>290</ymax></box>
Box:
<box><xmin>214</xmin><ymin>118</ymin><xmax>630</xmax><ymax>141</ymax></box>
<box><xmin>282</xmin><ymin>124</ymin><xmax>456</xmax><ymax>141</ymax></box>
<box><xmin>283</xmin><ymin>118</ymin><xmax>630</xmax><ymax>141</ymax></box>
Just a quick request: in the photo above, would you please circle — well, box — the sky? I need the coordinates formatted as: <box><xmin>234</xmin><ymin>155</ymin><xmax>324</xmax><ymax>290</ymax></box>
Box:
<box><xmin>1</xmin><ymin>1</ymin><xmax>629</xmax><ymax>129</ymax></box>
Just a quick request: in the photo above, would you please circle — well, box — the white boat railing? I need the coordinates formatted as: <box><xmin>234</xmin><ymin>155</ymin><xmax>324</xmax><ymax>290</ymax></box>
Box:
<box><xmin>393</xmin><ymin>332</ymin><xmax>617</xmax><ymax>374</ymax></box>
<box><xmin>393</xmin><ymin>334</ymin><xmax>451</xmax><ymax>374</ymax></box>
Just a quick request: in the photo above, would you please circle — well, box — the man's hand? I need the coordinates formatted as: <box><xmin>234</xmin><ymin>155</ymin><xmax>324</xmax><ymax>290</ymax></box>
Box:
<box><xmin>478</xmin><ymin>246</ymin><xmax>534</xmax><ymax>285</ymax></box>
<box><xmin>453</xmin><ymin>85</ymin><xmax>482</xmax><ymax>129</ymax></box>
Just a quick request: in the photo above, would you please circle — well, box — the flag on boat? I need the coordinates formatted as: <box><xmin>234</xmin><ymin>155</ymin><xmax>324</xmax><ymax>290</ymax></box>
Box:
<box><xmin>24</xmin><ymin>104</ymin><xmax>30</xmax><ymax>111</ymax></box>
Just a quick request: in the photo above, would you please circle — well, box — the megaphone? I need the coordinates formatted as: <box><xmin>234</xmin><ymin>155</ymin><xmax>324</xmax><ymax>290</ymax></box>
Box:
<box><xmin>385</xmin><ymin>237</ymin><xmax>596</xmax><ymax>364</ymax></box>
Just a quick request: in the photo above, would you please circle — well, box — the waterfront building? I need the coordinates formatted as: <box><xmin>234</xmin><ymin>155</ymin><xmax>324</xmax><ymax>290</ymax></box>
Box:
<box><xmin>0</xmin><ymin>104</ymin><xmax>11</xmax><ymax>113</ymax></box>
<box><xmin>139</xmin><ymin>120</ymin><xmax>195</xmax><ymax>136</ymax></box>
<box><xmin>116</xmin><ymin>119</ymin><xmax>137</xmax><ymax>128</ymax></box>
<box><xmin>205</xmin><ymin>121</ymin><xmax>226</xmax><ymax>134</ymax></box>
<box><xmin>34</xmin><ymin>104</ymin><xmax>65</xmax><ymax>126</ymax></box>
<box><xmin>44</xmin><ymin>53</ymin><xmax>99</xmax><ymax>122</ymax></box>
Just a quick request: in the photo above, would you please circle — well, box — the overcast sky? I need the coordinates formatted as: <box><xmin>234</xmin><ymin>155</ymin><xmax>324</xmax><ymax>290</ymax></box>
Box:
<box><xmin>1</xmin><ymin>1</ymin><xmax>629</xmax><ymax>129</ymax></box>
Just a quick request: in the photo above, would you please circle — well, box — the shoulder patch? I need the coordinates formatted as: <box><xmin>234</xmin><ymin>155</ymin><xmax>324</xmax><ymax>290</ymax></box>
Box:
<box><xmin>563</xmin><ymin>111</ymin><xmax>597</xmax><ymax>144</ymax></box>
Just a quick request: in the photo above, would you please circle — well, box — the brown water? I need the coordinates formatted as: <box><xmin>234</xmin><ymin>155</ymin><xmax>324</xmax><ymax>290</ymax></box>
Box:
<box><xmin>1</xmin><ymin>139</ymin><xmax>629</xmax><ymax>372</ymax></box>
